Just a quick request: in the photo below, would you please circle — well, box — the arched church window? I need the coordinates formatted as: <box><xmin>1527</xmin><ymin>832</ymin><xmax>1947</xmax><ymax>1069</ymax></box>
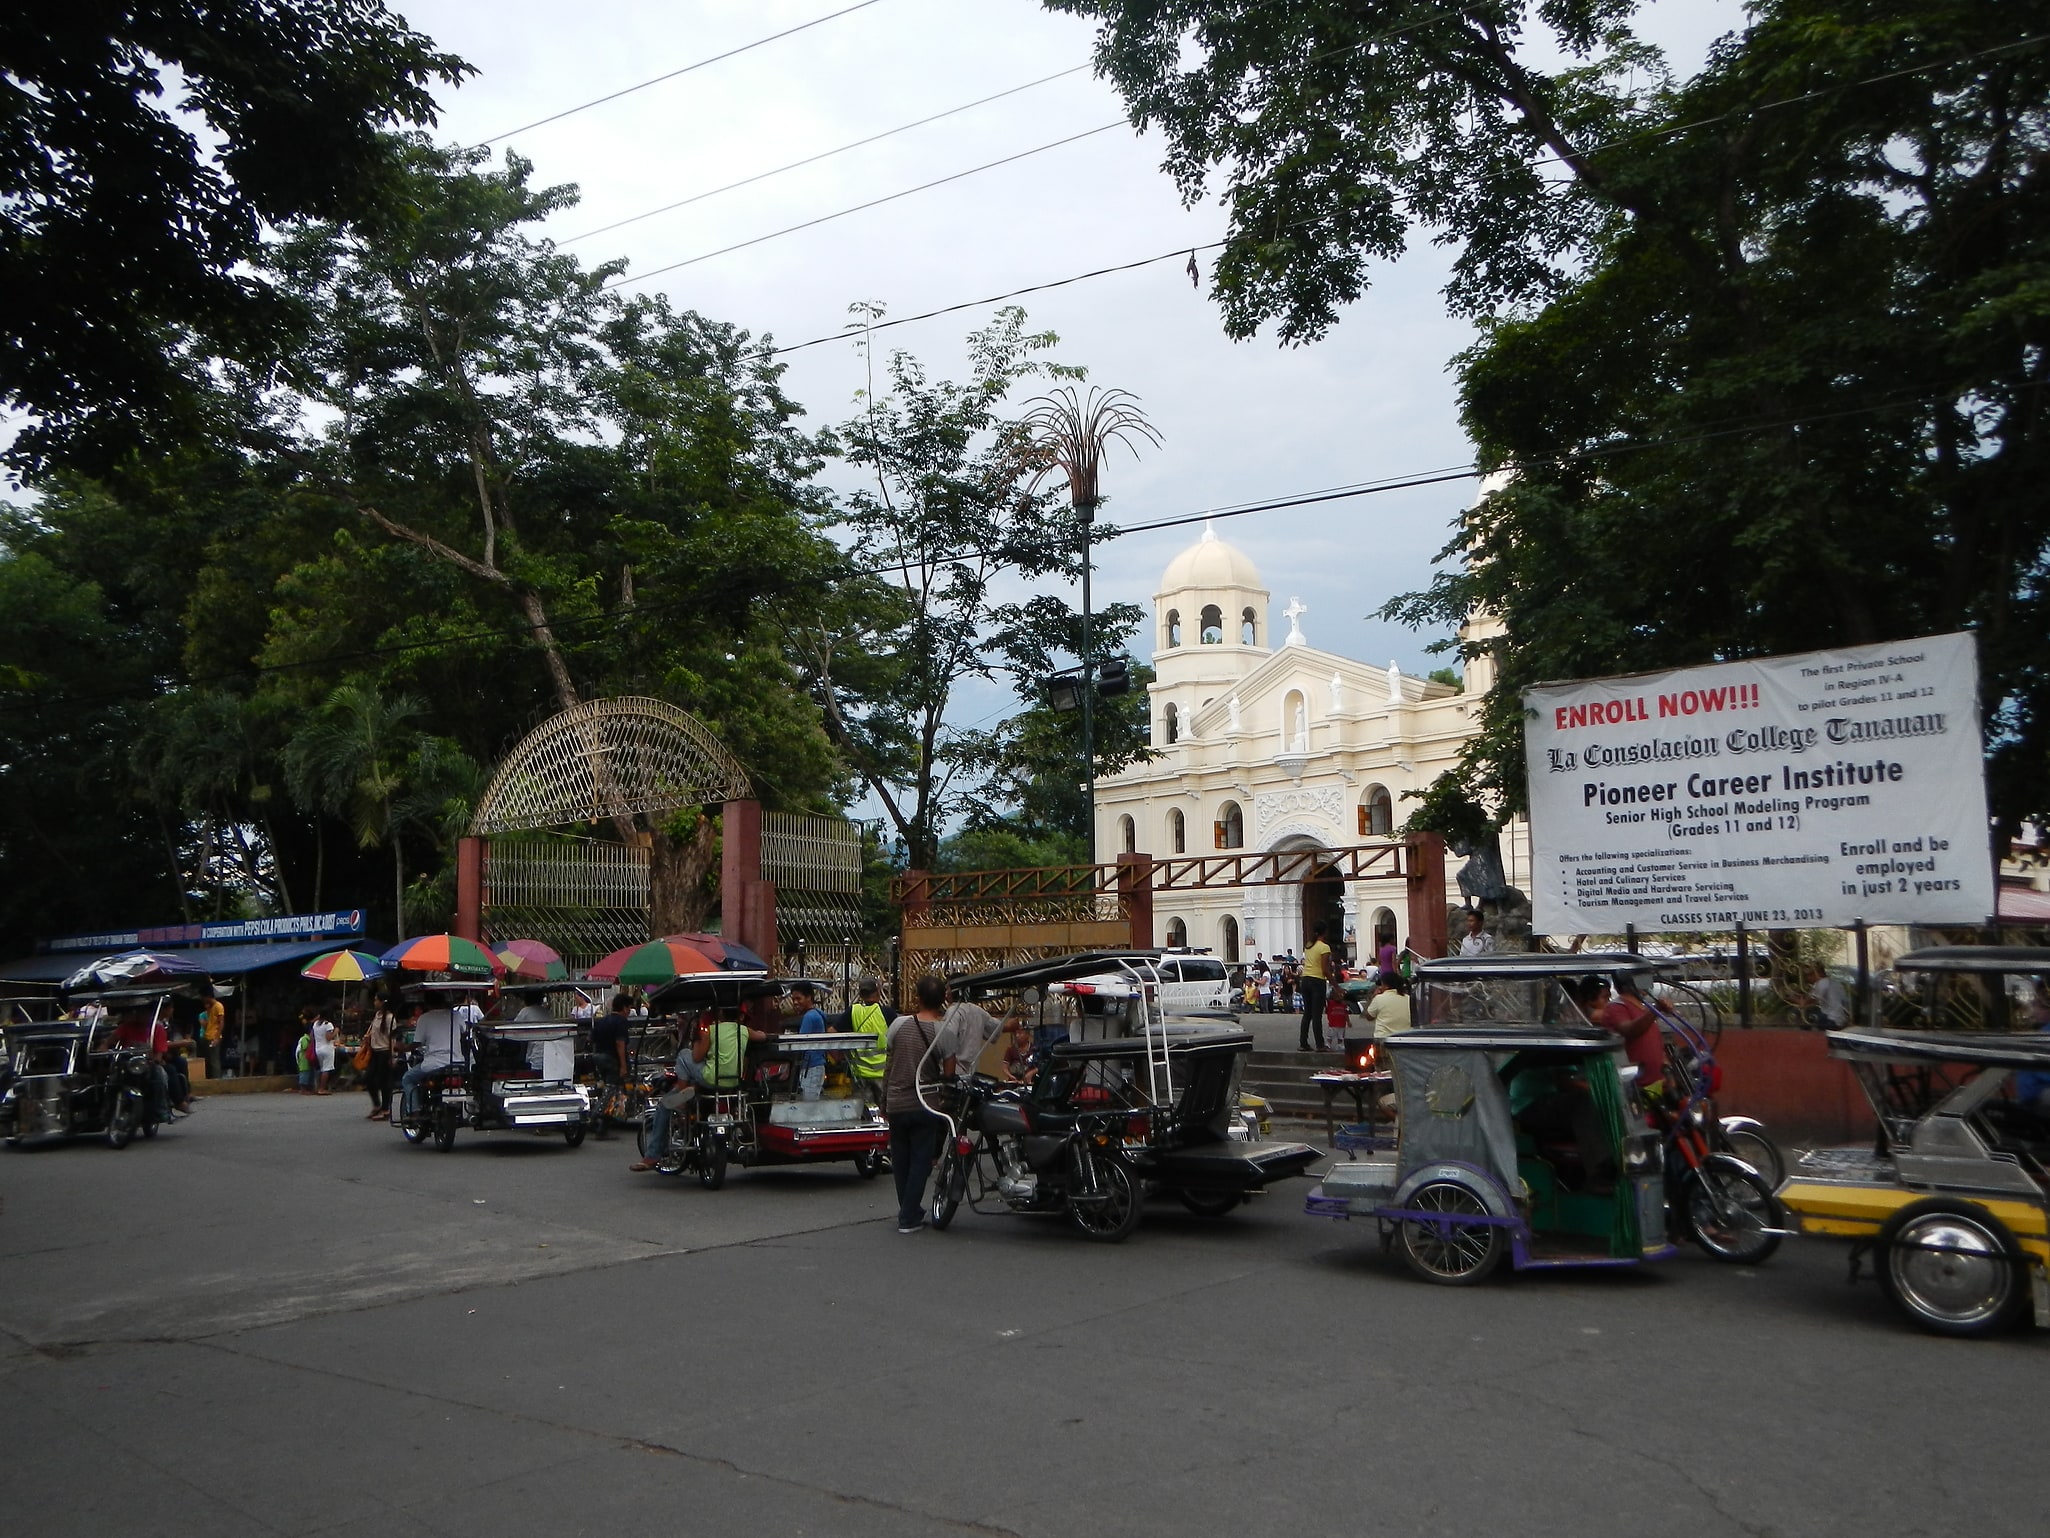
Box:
<box><xmin>1165</xmin><ymin>609</ymin><xmax>1181</xmax><ymax>648</ymax></box>
<box><xmin>1119</xmin><ymin>814</ymin><xmax>1136</xmax><ymax>854</ymax></box>
<box><xmin>1359</xmin><ymin>784</ymin><xmax>1394</xmax><ymax>836</ymax></box>
<box><xmin>1165</xmin><ymin>917</ymin><xmax>1188</xmax><ymax>948</ymax></box>
<box><xmin>1241</xmin><ymin>607</ymin><xmax>1257</xmax><ymax>645</ymax></box>
<box><xmin>1163</xmin><ymin>702</ymin><xmax>1179</xmax><ymax>744</ymax></box>
<box><xmin>1220</xmin><ymin>915</ymin><xmax>1240</xmax><ymax>963</ymax></box>
<box><xmin>1215</xmin><ymin>799</ymin><xmax>1243</xmax><ymax>850</ymax></box>
<box><xmin>1169</xmin><ymin>807</ymin><xmax>1186</xmax><ymax>854</ymax></box>
<box><xmin>1199</xmin><ymin>604</ymin><xmax>1224</xmax><ymax>644</ymax></box>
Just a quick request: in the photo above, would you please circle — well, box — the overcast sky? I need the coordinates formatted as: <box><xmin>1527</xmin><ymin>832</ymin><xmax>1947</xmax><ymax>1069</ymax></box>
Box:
<box><xmin>393</xmin><ymin>0</ymin><xmax>1741</xmax><ymax>722</ymax></box>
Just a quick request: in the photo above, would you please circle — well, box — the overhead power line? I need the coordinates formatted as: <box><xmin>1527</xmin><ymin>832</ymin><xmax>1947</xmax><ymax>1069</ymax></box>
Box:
<box><xmin>603</xmin><ymin>121</ymin><xmax>1129</xmax><ymax>290</ymax></box>
<box><xmin>560</xmin><ymin>64</ymin><xmax>1091</xmax><ymax>246</ymax></box>
<box><xmin>473</xmin><ymin>0</ymin><xmax>891</xmax><ymax>147</ymax></box>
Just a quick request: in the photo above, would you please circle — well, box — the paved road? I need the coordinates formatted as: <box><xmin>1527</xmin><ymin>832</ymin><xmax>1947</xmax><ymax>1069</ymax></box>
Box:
<box><xmin>1</xmin><ymin>1096</ymin><xmax>2039</xmax><ymax>1537</ymax></box>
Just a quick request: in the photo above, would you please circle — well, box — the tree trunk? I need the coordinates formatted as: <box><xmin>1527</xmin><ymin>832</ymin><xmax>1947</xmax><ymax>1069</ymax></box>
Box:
<box><xmin>649</xmin><ymin>812</ymin><xmax>719</xmax><ymax>936</ymax></box>
<box><xmin>392</xmin><ymin>826</ymin><xmax>406</xmax><ymax>939</ymax></box>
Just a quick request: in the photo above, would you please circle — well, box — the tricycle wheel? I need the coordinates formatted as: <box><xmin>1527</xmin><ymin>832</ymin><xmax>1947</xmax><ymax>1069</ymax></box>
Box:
<box><xmin>1398</xmin><ymin>1180</ymin><xmax>1505</xmax><ymax>1286</ymax></box>
<box><xmin>1067</xmin><ymin>1149</ymin><xmax>1140</xmax><ymax>1243</ymax></box>
<box><xmin>1177</xmin><ymin>1188</ymin><xmax>1242</xmax><ymax>1217</ymax></box>
<box><xmin>854</xmin><ymin>1148</ymin><xmax>883</xmax><ymax>1180</ymax></box>
<box><xmin>400</xmin><ymin>1118</ymin><xmax>426</xmax><ymax>1145</ymax></box>
<box><xmin>432</xmin><ymin>1109</ymin><xmax>458</xmax><ymax>1152</ymax></box>
<box><xmin>1683</xmin><ymin>1160</ymin><xmax>1783</xmax><ymax>1264</ymax></box>
<box><xmin>697</xmin><ymin>1139</ymin><xmax>728</xmax><ymax>1190</ymax></box>
<box><xmin>142</xmin><ymin>1117</ymin><xmax>159</xmax><ymax>1139</ymax></box>
<box><xmin>104</xmin><ymin>1092</ymin><xmax>136</xmax><ymax>1150</ymax></box>
<box><xmin>1714</xmin><ymin>1122</ymin><xmax>1785</xmax><ymax>1186</ymax></box>
<box><xmin>1879</xmin><ymin>1200</ymin><xmax>2028</xmax><ymax>1338</ymax></box>
<box><xmin>563</xmin><ymin>1123</ymin><xmax>586</xmax><ymax>1148</ymax></box>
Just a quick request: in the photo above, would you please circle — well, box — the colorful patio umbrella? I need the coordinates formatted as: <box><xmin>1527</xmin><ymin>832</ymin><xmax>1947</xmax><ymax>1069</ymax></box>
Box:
<box><xmin>301</xmin><ymin>950</ymin><xmax>385</xmax><ymax>983</ymax></box>
<box><xmin>63</xmin><ymin>949</ymin><xmax>212</xmax><ymax>990</ymax></box>
<box><xmin>587</xmin><ymin>938</ymin><xmax>724</xmax><ymax>985</ymax></box>
<box><xmin>659</xmin><ymin>933</ymin><xmax>769</xmax><ymax>972</ymax></box>
<box><xmin>496</xmin><ymin>938</ymin><xmax>567</xmax><ymax>982</ymax></box>
<box><xmin>379</xmin><ymin>934</ymin><xmax>504</xmax><ymax>977</ymax></box>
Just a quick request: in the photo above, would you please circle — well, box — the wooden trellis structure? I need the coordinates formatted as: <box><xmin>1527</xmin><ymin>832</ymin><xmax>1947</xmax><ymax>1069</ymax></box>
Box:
<box><xmin>893</xmin><ymin>836</ymin><xmax>1447</xmax><ymax>991</ymax></box>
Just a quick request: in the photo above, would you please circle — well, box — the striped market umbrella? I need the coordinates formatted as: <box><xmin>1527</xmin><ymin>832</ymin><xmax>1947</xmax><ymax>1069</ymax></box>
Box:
<box><xmin>496</xmin><ymin>939</ymin><xmax>567</xmax><ymax>982</ymax></box>
<box><xmin>659</xmin><ymin>933</ymin><xmax>769</xmax><ymax>972</ymax></box>
<box><xmin>379</xmin><ymin>934</ymin><xmax>504</xmax><ymax>977</ymax></box>
<box><xmin>301</xmin><ymin>949</ymin><xmax>386</xmax><ymax>983</ymax></box>
<box><xmin>587</xmin><ymin>938</ymin><xmax>724</xmax><ymax>986</ymax></box>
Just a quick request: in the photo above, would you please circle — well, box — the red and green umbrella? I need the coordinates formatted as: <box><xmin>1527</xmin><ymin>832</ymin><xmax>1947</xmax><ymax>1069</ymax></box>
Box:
<box><xmin>587</xmin><ymin>938</ymin><xmax>724</xmax><ymax>985</ymax></box>
<box><xmin>496</xmin><ymin>939</ymin><xmax>567</xmax><ymax>982</ymax></box>
<box><xmin>302</xmin><ymin>950</ymin><xmax>386</xmax><ymax>983</ymax></box>
<box><xmin>379</xmin><ymin>934</ymin><xmax>504</xmax><ymax>977</ymax></box>
<box><xmin>660</xmin><ymin>933</ymin><xmax>769</xmax><ymax>972</ymax></box>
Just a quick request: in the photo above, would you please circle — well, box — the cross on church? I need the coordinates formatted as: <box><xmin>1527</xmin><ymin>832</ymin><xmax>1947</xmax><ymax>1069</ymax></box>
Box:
<box><xmin>1282</xmin><ymin>595</ymin><xmax>1308</xmax><ymax>645</ymax></box>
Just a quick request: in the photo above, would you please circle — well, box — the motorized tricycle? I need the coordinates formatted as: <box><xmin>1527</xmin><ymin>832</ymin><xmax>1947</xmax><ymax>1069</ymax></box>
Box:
<box><xmin>1775</xmin><ymin>946</ymin><xmax>2050</xmax><ymax>1337</ymax></box>
<box><xmin>925</xmin><ymin>953</ymin><xmax>1320</xmax><ymax>1241</ymax></box>
<box><xmin>392</xmin><ymin>983</ymin><xmax>592</xmax><ymax>1151</ymax></box>
<box><xmin>1</xmin><ymin>987</ymin><xmax>181</xmax><ymax>1149</ymax></box>
<box><xmin>1305</xmin><ymin>953</ymin><xmax>1784</xmax><ymax>1282</ymax></box>
<box><xmin>635</xmin><ymin>973</ymin><xmax>888</xmax><ymax>1186</ymax></box>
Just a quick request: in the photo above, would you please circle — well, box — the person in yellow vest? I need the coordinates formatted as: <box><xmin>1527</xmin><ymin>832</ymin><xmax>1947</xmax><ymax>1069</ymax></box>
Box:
<box><xmin>849</xmin><ymin>976</ymin><xmax>889</xmax><ymax>1110</ymax></box>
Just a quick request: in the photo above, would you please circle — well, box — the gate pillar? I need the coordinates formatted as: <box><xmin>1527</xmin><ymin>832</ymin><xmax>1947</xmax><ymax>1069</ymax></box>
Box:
<box><xmin>1405</xmin><ymin>832</ymin><xmax>1450</xmax><ymax>958</ymax></box>
<box><xmin>1116</xmin><ymin>853</ymin><xmax>1154</xmax><ymax>948</ymax></box>
<box><xmin>720</xmin><ymin>799</ymin><xmax>777</xmax><ymax>959</ymax></box>
<box><xmin>455</xmin><ymin>836</ymin><xmax>484</xmax><ymax>942</ymax></box>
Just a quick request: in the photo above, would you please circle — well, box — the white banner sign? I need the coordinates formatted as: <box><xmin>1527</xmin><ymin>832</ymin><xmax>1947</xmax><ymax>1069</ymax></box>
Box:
<box><xmin>1524</xmin><ymin>632</ymin><xmax>1992</xmax><ymax>934</ymax></box>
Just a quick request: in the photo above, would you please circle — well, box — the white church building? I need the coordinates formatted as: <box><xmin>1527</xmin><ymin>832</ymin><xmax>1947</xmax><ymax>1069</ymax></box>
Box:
<box><xmin>1095</xmin><ymin>523</ymin><xmax>1530</xmax><ymax>966</ymax></box>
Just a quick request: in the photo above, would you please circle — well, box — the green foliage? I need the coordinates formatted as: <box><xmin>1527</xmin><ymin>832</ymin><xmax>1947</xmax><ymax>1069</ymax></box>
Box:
<box><xmin>2</xmin><ymin>0</ymin><xmax>467</xmax><ymax>475</ymax></box>
<box><xmin>1062</xmin><ymin>0</ymin><xmax>2050</xmax><ymax>835</ymax></box>
<box><xmin>1399</xmin><ymin>772</ymin><xmax>1494</xmax><ymax>847</ymax></box>
<box><xmin>1427</xmin><ymin>667</ymin><xmax>1463</xmax><ymax>693</ymax></box>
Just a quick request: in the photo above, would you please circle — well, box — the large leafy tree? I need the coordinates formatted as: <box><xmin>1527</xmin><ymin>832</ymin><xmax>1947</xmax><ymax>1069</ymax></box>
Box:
<box><xmin>1055</xmin><ymin>0</ymin><xmax>2050</xmax><ymax>835</ymax></box>
<box><xmin>2</xmin><ymin>0</ymin><xmax>467</xmax><ymax>475</ymax></box>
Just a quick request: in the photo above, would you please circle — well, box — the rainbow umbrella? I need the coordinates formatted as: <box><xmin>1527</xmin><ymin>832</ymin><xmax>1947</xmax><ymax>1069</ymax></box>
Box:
<box><xmin>587</xmin><ymin>938</ymin><xmax>723</xmax><ymax>985</ymax></box>
<box><xmin>660</xmin><ymin>933</ymin><xmax>769</xmax><ymax>972</ymax></box>
<box><xmin>379</xmin><ymin>934</ymin><xmax>504</xmax><ymax>977</ymax></box>
<box><xmin>495</xmin><ymin>938</ymin><xmax>567</xmax><ymax>982</ymax></box>
<box><xmin>301</xmin><ymin>949</ymin><xmax>385</xmax><ymax>983</ymax></box>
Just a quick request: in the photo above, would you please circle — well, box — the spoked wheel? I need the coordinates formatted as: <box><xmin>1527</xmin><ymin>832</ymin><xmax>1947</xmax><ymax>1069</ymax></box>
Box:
<box><xmin>1683</xmin><ymin>1160</ymin><xmax>1784</xmax><ymax>1264</ymax></box>
<box><xmin>562</xmin><ymin>1123</ymin><xmax>586</xmax><ymax>1148</ymax></box>
<box><xmin>697</xmin><ymin>1138</ymin><xmax>728</xmax><ymax>1190</ymax></box>
<box><xmin>1398</xmin><ymin>1180</ymin><xmax>1506</xmax><ymax>1286</ymax></box>
<box><xmin>105</xmin><ymin>1092</ymin><xmax>137</xmax><ymax>1150</ymax></box>
<box><xmin>1879</xmin><ymin>1200</ymin><xmax>2028</xmax><ymax>1338</ymax></box>
<box><xmin>1715</xmin><ymin>1124</ymin><xmax>1785</xmax><ymax>1187</ymax></box>
<box><xmin>1067</xmin><ymin>1149</ymin><xmax>1141</xmax><ymax>1243</ymax></box>
<box><xmin>853</xmin><ymin>1148</ymin><xmax>883</xmax><ymax>1180</ymax></box>
<box><xmin>929</xmin><ymin>1142</ymin><xmax>967</xmax><ymax>1230</ymax></box>
<box><xmin>432</xmin><ymin>1109</ymin><xmax>458</xmax><ymax>1152</ymax></box>
<box><xmin>1177</xmin><ymin>1188</ymin><xmax>1243</xmax><ymax>1217</ymax></box>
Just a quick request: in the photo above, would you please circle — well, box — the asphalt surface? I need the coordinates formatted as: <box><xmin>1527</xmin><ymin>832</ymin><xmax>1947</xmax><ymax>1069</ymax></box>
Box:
<box><xmin>1</xmin><ymin>1095</ymin><xmax>2040</xmax><ymax>1538</ymax></box>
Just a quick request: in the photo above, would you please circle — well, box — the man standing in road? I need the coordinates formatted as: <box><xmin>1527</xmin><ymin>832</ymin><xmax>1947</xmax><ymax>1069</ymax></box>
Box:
<box><xmin>1299</xmin><ymin>923</ymin><xmax>1332</xmax><ymax>1052</ymax></box>
<box><xmin>790</xmin><ymin>981</ymin><xmax>828</xmax><ymax>1100</ymax></box>
<box><xmin>882</xmin><ymin>976</ymin><xmax>952</xmax><ymax>1233</ymax></box>
<box><xmin>849</xmin><ymin>977</ymin><xmax>889</xmax><ymax>1111</ymax></box>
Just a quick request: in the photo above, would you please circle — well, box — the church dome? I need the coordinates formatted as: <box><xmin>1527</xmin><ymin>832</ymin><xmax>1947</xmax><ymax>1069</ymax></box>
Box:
<box><xmin>1158</xmin><ymin>522</ymin><xmax>1263</xmax><ymax>595</ymax></box>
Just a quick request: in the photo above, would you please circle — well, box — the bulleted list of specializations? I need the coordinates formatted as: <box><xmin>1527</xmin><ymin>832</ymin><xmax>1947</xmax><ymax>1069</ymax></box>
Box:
<box><xmin>1522</xmin><ymin>632</ymin><xmax>1994</xmax><ymax>935</ymax></box>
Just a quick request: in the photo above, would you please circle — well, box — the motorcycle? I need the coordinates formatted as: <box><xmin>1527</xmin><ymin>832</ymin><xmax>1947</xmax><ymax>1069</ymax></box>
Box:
<box><xmin>927</xmin><ymin>1071</ymin><xmax>1144</xmax><ymax>1243</ymax></box>
<box><xmin>1643</xmin><ymin>1000</ymin><xmax>1787</xmax><ymax>1264</ymax></box>
<box><xmin>634</xmin><ymin>1067</ymin><xmax>744</xmax><ymax>1189</ymax></box>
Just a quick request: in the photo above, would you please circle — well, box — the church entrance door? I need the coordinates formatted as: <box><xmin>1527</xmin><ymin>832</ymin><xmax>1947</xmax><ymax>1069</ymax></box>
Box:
<box><xmin>1301</xmin><ymin>863</ymin><xmax>1345</xmax><ymax>958</ymax></box>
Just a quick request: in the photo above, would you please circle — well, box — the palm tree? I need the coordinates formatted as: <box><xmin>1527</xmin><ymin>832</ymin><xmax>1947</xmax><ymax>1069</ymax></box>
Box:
<box><xmin>284</xmin><ymin>684</ymin><xmax>427</xmax><ymax>936</ymax></box>
<box><xmin>1019</xmin><ymin>387</ymin><xmax>1161</xmax><ymax>861</ymax></box>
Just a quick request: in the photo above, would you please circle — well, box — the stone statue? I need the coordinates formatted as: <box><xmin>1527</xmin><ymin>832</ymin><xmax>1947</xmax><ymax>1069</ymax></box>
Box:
<box><xmin>1228</xmin><ymin>694</ymin><xmax>1241</xmax><ymax>732</ymax></box>
<box><xmin>1386</xmin><ymin>660</ymin><xmax>1403</xmax><ymax>703</ymax></box>
<box><xmin>1329</xmin><ymin>670</ymin><xmax>1343</xmax><ymax>713</ymax></box>
<box><xmin>1291</xmin><ymin>699</ymin><xmax>1307</xmax><ymax>751</ymax></box>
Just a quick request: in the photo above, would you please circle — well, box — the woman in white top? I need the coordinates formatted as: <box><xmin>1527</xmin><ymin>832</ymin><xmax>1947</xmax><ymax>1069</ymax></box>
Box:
<box><xmin>313</xmin><ymin>1008</ymin><xmax>339</xmax><ymax>1095</ymax></box>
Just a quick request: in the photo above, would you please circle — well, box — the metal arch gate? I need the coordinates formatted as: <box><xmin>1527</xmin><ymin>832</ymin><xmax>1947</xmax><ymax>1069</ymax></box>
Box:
<box><xmin>892</xmin><ymin>835</ymin><xmax>1450</xmax><ymax>993</ymax></box>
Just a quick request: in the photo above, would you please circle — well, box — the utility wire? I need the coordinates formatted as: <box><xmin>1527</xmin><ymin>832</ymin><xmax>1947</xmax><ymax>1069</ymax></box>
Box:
<box><xmin>756</xmin><ymin>30</ymin><xmax>2048</xmax><ymax>355</ymax></box>
<box><xmin>560</xmin><ymin>64</ymin><xmax>1092</xmax><ymax>246</ymax></box>
<box><xmin>472</xmin><ymin>0</ymin><xmax>891</xmax><ymax>147</ymax></box>
<box><xmin>602</xmin><ymin>121</ymin><xmax>1129</xmax><ymax>289</ymax></box>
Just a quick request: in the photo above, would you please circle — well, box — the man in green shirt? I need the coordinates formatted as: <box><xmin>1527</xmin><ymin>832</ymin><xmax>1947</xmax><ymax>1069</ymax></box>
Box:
<box><xmin>1299</xmin><ymin>922</ymin><xmax>1333</xmax><ymax>1051</ymax></box>
<box><xmin>849</xmin><ymin>976</ymin><xmax>889</xmax><ymax>1109</ymax></box>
